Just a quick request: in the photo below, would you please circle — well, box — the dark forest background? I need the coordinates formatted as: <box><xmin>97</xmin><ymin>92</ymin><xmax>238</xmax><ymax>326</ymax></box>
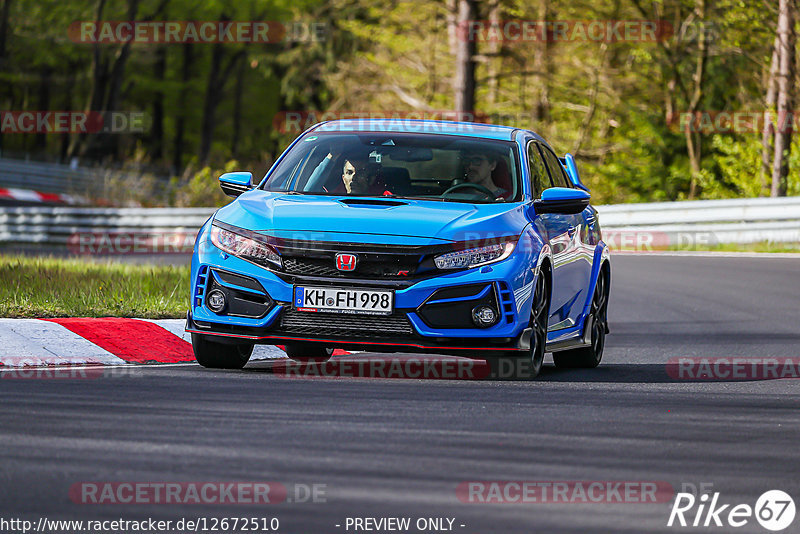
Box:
<box><xmin>0</xmin><ymin>0</ymin><xmax>796</xmax><ymax>206</ymax></box>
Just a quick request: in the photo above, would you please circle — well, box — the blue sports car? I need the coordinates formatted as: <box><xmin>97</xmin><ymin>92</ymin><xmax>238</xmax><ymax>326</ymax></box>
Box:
<box><xmin>186</xmin><ymin>119</ymin><xmax>610</xmax><ymax>378</ymax></box>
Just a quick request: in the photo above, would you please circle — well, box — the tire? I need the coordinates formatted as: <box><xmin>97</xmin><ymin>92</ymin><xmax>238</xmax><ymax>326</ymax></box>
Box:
<box><xmin>492</xmin><ymin>270</ymin><xmax>549</xmax><ymax>380</ymax></box>
<box><xmin>553</xmin><ymin>268</ymin><xmax>609</xmax><ymax>369</ymax></box>
<box><xmin>191</xmin><ymin>333</ymin><xmax>253</xmax><ymax>369</ymax></box>
<box><xmin>284</xmin><ymin>343</ymin><xmax>334</xmax><ymax>363</ymax></box>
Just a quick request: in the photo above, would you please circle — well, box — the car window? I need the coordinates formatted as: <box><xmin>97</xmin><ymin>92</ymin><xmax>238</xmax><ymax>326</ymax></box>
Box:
<box><xmin>263</xmin><ymin>132</ymin><xmax>521</xmax><ymax>203</ymax></box>
<box><xmin>527</xmin><ymin>142</ymin><xmax>551</xmax><ymax>198</ymax></box>
<box><xmin>539</xmin><ymin>145</ymin><xmax>572</xmax><ymax>188</ymax></box>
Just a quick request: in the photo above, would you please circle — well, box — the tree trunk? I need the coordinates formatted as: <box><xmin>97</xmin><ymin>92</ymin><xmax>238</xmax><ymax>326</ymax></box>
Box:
<box><xmin>68</xmin><ymin>0</ymin><xmax>108</xmax><ymax>158</ymax></box>
<box><xmin>573</xmin><ymin>44</ymin><xmax>609</xmax><ymax>155</ymax></box>
<box><xmin>771</xmin><ymin>0</ymin><xmax>796</xmax><ymax>197</ymax></box>
<box><xmin>445</xmin><ymin>0</ymin><xmax>457</xmax><ymax>57</ymax></box>
<box><xmin>199</xmin><ymin>41</ymin><xmax>226</xmax><ymax>165</ymax></box>
<box><xmin>151</xmin><ymin>44</ymin><xmax>167</xmax><ymax>161</ymax></box>
<box><xmin>173</xmin><ymin>43</ymin><xmax>193</xmax><ymax>174</ymax></box>
<box><xmin>761</xmin><ymin>36</ymin><xmax>780</xmax><ymax>196</ymax></box>
<box><xmin>199</xmin><ymin>23</ymin><xmax>243</xmax><ymax>166</ymax></box>
<box><xmin>532</xmin><ymin>0</ymin><xmax>551</xmax><ymax>122</ymax></box>
<box><xmin>0</xmin><ymin>0</ymin><xmax>10</xmax><ymax>155</ymax></box>
<box><xmin>686</xmin><ymin>0</ymin><xmax>707</xmax><ymax>200</ymax></box>
<box><xmin>59</xmin><ymin>66</ymin><xmax>76</xmax><ymax>163</ymax></box>
<box><xmin>453</xmin><ymin>0</ymin><xmax>476</xmax><ymax>114</ymax></box>
<box><xmin>98</xmin><ymin>0</ymin><xmax>139</xmax><ymax>159</ymax></box>
<box><xmin>0</xmin><ymin>0</ymin><xmax>11</xmax><ymax>60</ymax></box>
<box><xmin>34</xmin><ymin>66</ymin><xmax>52</xmax><ymax>152</ymax></box>
<box><xmin>486</xmin><ymin>0</ymin><xmax>500</xmax><ymax>106</ymax></box>
<box><xmin>231</xmin><ymin>55</ymin><xmax>246</xmax><ymax>158</ymax></box>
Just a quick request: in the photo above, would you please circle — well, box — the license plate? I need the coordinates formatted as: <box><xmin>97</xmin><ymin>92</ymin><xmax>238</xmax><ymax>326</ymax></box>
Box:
<box><xmin>294</xmin><ymin>286</ymin><xmax>394</xmax><ymax>315</ymax></box>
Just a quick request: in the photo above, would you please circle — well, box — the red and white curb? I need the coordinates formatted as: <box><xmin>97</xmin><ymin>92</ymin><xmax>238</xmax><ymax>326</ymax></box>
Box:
<box><xmin>0</xmin><ymin>187</ymin><xmax>84</xmax><ymax>205</ymax></box>
<box><xmin>0</xmin><ymin>318</ymin><xmax>287</xmax><ymax>368</ymax></box>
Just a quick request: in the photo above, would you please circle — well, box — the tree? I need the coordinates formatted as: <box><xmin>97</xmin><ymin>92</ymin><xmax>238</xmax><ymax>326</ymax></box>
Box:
<box><xmin>453</xmin><ymin>0</ymin><xmax>476</xmax><ymax>113</ymax></box>
<box><xmin>770</xmin><ymin>0</ymin><xmax>796</xmax><ymax>197</ymax></box>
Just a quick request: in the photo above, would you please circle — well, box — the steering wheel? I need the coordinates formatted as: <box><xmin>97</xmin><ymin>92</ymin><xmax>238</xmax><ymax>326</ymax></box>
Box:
<box><xmin>442</xmin><ymin>182</ymin><xmax>496</xmax><ymax>199</ymax></box>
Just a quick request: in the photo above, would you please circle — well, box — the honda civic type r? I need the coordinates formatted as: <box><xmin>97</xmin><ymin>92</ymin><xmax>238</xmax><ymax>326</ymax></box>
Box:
<box><xmin>186</xmin><ymin>119</ymin><xmax>610</xmax><ymax>378</ymax></box>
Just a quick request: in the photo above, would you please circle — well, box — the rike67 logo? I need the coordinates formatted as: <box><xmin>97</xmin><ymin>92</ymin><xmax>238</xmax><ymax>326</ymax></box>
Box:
<box><xmin>668</xmin><ymin>489</ymin><xmax>795</xmax><ymax>531</ymax></box>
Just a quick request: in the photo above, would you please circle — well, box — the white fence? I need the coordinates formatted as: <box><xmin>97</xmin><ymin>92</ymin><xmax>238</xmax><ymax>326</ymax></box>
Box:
<box><xmin>0</xmin><ymin>157</ymin><xmax>172</xmax><ymax>204</ymax></box>
<box><xmin>0</xmin><ymin>197</ymin><xmax>798</xmax><ymax>250</ymax></box>
<box><xmin>596</xmin><ymin>196</ymin><xmax>800</xmax><ymax>246</ymax></box>
<box><xmin>0</xmin><ymin>208</ymin><xmax>214</xmax><ymax>247</ymax></box>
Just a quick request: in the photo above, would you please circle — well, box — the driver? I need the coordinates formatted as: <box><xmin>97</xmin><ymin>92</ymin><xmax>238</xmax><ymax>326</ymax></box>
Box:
<box><xmin>463</xmin><ymin>152</ymin><xmax>507</xmax><ymax>199</ymax></box>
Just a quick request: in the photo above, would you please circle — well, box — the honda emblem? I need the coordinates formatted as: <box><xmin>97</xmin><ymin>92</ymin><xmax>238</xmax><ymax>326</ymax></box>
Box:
<box><xmin>335</xmin><ymin>253</ymin><xmax>358</xmax><ymax>272</ymax></box>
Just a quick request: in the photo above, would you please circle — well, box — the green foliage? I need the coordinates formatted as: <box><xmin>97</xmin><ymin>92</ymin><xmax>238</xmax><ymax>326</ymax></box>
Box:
<box><xmin>705</xmin><ymin>135</ymin><xmax>763</xmax><ymax>198</ymax></box>
<box><xmin>176</xmin><ymin>160</ymin><xmax>241</xmax><ymax>207</ymax></box>
<box><xmin>1</xmin><ymin>0</ymin><xmax>795</xmax><ymax>203</ymax></box>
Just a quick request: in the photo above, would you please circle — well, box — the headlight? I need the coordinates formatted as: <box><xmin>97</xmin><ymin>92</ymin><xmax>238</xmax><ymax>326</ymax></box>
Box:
<box><xmin>210</xmin><ymin>223</ymin><xmax>282</xmax><ymax>268</ymax></box>
<box><xmin>434</xmin><ymin>239</ymin><xmax>516</xmax><ymax>270</ymax></box>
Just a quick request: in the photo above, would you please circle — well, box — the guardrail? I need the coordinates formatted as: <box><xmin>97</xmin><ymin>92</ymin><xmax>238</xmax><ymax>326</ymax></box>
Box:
<box><xmin>0</xmin><ymin>157</ymin><xmax>171</xmax><ymax>204</ymax></box>
<box><xmin>0</xmin><ymin>197</ymin><xmax>798</xmax><ymax>251</ymax></box>
<box><xmin>0</xmin><ymin>158</ymin><xmax>98</xmax><ymax>195</ymax></box>
<box><xmin>0</xmin><ymin>207</ymin><xmax>214</xmax><ymax>247</ymax></box>
<box><xmin>596</xmin><ymin>196</ymin><xmax>800</xmax><ymax>247</ymax></box>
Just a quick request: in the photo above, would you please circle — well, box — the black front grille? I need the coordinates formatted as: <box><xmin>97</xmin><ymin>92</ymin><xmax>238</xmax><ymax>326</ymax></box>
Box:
<box><xmin>283</xmin><ymin>258</ymin><xmax>341</xmax><ymax>277</ymax></box>
<box><xmin>283</xmin><ymin>256</ymin><xmax>418</xmax><ymax>278</ymax></box>
<box><xmin>279</xmin><ymin>308</ymin><xmax>415</xmax><ymax>338</ymax></box>
<box><xmin>269</xmin><ymin>239</ymin><xmax>450</xmax><ymax>281</ymax></box>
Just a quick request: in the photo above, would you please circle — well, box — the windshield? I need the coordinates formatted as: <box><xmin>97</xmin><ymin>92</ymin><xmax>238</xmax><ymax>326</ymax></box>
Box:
<box><xmin>262</xmin><ymin>132</ymin><xmax>521</xmax><ymax>203</ymax></box>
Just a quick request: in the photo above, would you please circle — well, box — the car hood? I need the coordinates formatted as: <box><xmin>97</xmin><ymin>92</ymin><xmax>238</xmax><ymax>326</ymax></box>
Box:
<box><xmin>213</xmin><ymin>190</ymin><xmax>528</xmax><ymax>246</ymax></box>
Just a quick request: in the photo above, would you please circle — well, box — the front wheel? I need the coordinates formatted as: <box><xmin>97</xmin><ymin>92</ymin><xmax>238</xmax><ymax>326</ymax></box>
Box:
<box><xmin>553</xmin><ymin>268</ymin><xmax>609</xmax><ymax>369</ymax></box>
<box><xmin>492</xmin><ymin>271</ymin><xmax>549</xmax><ymax>380</ymax></box>
<box><xmin>192</xmin><ymin>333</ymin><xmax>253</xmax><ymax>369</ymax></box>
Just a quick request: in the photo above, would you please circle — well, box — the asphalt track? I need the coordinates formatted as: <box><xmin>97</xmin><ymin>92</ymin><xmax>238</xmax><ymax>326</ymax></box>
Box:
<box><xmin>1</xmin><ymin>254</ymin><xmax>799</xmax><ymax>533</ymax></box>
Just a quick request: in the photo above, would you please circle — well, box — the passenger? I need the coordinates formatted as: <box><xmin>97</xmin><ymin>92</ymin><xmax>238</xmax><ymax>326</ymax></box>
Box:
<box><xmin>340</xmin><ymin>158</ymin><xmax>393</xmax><ymax>196</ymax></box>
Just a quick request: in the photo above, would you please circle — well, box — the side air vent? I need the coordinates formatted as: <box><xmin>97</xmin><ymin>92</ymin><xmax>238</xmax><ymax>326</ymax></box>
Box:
<box><xmin>497</xmin><ymin>281</ymin><xmax>515</xmax><ymax>324</ymax></box>
<box><xmin>194</xmin><ymin>265</ymin><xmax>209</xmax><ymax>307</ymax></box>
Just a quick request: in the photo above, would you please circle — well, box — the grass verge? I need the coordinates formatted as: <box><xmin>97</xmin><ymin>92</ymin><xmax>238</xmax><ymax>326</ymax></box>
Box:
<box><xmin>0</xmin><ymin>255</ymin><xmax>189</xmax><ymax>318</ymax></box>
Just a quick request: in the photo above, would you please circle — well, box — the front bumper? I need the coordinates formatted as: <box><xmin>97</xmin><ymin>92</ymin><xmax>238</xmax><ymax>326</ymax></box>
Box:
<box><xmin>187</xmin><ymin>224</ymin><xmax>538</xmax><ymax>356</ymax></box>
<box><xmin>186</xmin><ymin>310</ymin><xmax>527</xmax><ymax>356</ymax></box>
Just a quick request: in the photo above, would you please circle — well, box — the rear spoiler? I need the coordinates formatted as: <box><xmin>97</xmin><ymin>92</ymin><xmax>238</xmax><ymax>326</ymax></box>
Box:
<box><xmin>559</xmin><ymin>154</ymin><xmax>589</xmax><ymax>192</ymax></box>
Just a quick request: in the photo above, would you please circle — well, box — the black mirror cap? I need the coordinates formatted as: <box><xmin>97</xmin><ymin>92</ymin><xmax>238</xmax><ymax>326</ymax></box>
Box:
<box><xmin>220</xmin><ymin>182</ymin><xmax>252</xmax><ymax>198</ymax></box>
<box><xmin>533</xmin><ymin>197</ymin><xmax>590</xmax><ymax>215</ymax></box>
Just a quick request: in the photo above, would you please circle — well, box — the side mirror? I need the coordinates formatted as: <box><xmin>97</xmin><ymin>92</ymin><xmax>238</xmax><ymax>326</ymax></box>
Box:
<box><xmin>533</xmin><ymin>187</ymin><xmax>590</xmax><ymax>215</ymax></box>
<box><xmin>559</xmin><ymin>154</ymin><xmax>590</xmax><ymax>191</ymax></box>
<box><xmin>219</xmin><ymin>172</ymin><xmax>253</xmax><ymax>198</ymax></box>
